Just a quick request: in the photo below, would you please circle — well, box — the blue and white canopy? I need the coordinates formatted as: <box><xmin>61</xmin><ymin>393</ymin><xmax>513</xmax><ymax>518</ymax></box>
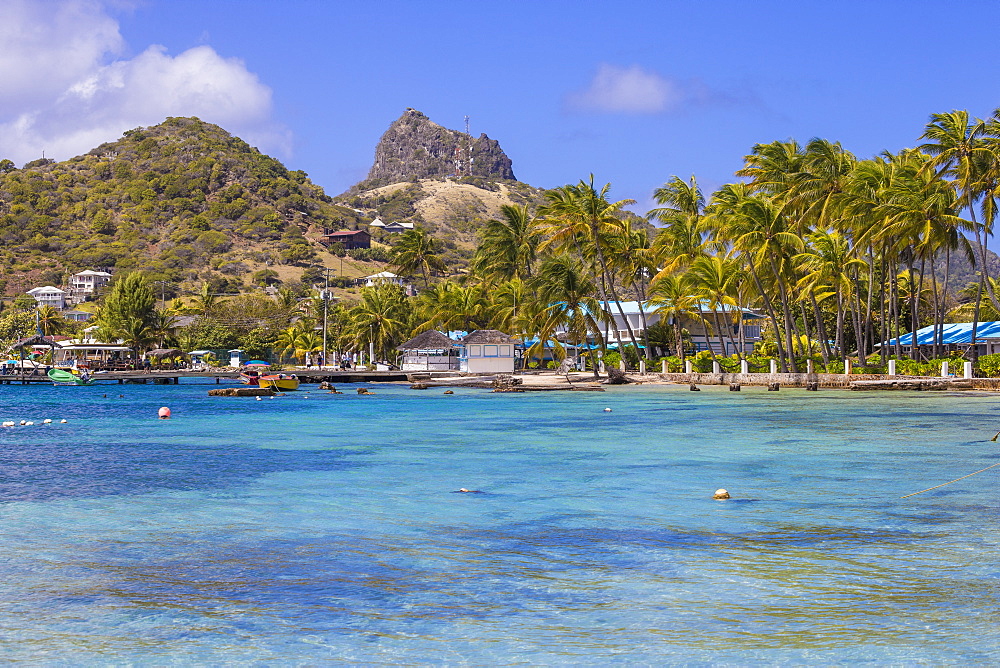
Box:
<box><xmin>882</xmin><ymin>321</ymin><xmax>1000</xmax><ymax>347</ymax></box>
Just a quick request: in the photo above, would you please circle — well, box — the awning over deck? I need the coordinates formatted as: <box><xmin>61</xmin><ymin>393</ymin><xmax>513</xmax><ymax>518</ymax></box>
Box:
<box><xmin>882</xmin><ymin>321</ymin><xmax>1000</xmax><ymax>347</ymax></box>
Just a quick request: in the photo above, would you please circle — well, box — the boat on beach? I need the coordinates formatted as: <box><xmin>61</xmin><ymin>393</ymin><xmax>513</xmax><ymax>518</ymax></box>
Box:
<box><xmin>258</xmin><ymin>374</ymin><xmax>300</xmax><ymax>391</ymax></box>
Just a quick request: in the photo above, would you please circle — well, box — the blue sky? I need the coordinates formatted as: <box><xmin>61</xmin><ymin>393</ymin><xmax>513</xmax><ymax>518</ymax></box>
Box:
<box><xmin>3</xmin><ymin>0</ymin><xmax>999</xmax><ymax>215</ymax></box>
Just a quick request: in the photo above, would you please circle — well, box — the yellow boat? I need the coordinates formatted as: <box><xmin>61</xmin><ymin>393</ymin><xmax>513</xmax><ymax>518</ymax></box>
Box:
<box><xmin>258</xmin><ymin>374</ymin><xmax>300</xmax><ymax>391</ymax></box>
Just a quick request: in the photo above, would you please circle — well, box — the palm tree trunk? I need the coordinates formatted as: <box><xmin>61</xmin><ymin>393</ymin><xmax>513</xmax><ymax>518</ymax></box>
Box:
<box><xmin>811</xmin><ymin>294</ymin><xmax>831</xmax><ymax>364</ymax></box>
<box><xmin>747</xmin><ymin>257</ymin><xmax>789</xmax><ymax>372</ymax></box>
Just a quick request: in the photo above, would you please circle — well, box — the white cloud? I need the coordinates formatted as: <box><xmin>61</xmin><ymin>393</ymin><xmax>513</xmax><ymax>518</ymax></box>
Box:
<box><xmin>0</xmin><ymin>0</ymin><xmax>289</xmax><ymax>166</ymax></box>
<box><xmin>565</xmin><ymin>63</ymin><xmax>734</xmax><ymax>116</ymax></box>
<box><xmin>567</xmin><ymin>64</ymin><xmax>680</xmax><ymax>114</ymax></box>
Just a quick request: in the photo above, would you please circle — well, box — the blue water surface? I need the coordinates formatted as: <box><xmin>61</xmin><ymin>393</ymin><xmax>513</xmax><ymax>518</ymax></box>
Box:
<box><xmin>1</xmin><ymin>380</ymin><xmax>999</xmax><ymax>664</ymax></box>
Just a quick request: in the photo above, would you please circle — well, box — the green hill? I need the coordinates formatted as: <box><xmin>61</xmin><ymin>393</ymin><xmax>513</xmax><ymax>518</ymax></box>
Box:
<box><xmin>0</xmin><ymin>117</ymin><xmax>366</xmax><ymax>299</ymax></box>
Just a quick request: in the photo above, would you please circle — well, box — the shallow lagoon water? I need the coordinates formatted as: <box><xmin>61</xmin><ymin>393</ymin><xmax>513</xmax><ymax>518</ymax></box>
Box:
<box><xmin>1</xmin><ymin>380</ymin><xmax>999</xmax><ymax>663</ymax></box>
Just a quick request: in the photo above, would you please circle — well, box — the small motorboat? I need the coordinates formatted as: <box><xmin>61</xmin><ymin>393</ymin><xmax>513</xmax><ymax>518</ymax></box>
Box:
<box><xmin>258</xmin><ymin>374</ymin><xmax>300</xmax><ymax>391</ymax></box>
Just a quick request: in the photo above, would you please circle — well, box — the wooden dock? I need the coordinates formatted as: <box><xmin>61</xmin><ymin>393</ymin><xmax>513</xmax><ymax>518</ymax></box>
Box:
<box><xmin>0</xmin><ymin>369</ymin><xmax>433</xmax><ymax>386</ymax></box>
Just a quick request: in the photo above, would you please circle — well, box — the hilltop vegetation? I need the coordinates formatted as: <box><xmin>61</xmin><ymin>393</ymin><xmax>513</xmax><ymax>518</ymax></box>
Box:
<box><xmin>0</xmin><ymin>117</ymin><xmax>366</xmax><ymax>298</ymax></box>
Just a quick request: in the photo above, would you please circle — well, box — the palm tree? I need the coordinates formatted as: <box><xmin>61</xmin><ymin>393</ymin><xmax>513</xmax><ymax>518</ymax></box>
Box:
<box><xmin>687</xmin><ymin>255</ymin><xmax>744</xmax><ymax>357</ymax></box>
<box><xmin>391</xmin><ymin>227</ymin><xmax>446</xmax><ymax>288</ymax></box>
<box><xmin>36</xmin><ymin>305</ymin><xmax>68</xmax><ymax>336</ymax></box>
<box><xmin>921</xmin><ymin>110</ymin><xmax>995</xmax><ymax>359</ymax></box>
<box><xmin>470</xmin><ymin>204</ymin><xmax>541</xmax><ymax>281</ymax></box>
<box><xmin>192</xmin><ymin>283</ymin><xmax>223</xmax><ymax>315</ymax></box>
<box><xmin>119</xmin><ymin>316</ymin><xmax>156</xmax><ymax>358</ymax></box>
<box><xmin>530</xmin><ymin>254</ymin><xmax>605</xmax><ymax>376</ymax></box>
<box><xmin>344</xmin><ymin>283</ymin><xmax>411</xmax><ymax>362</ymax></box>
<box><xmin>538</xmin><ymin>176</ymin><xmax>641</xmax><ymax>356</ymax></box>
<box><xmin>148</xmin><ymin>308</ymin><xmax>180</xmax><ymax>348</ymax></box>
<box><xmin>648</xmin><ymin>273</ymin><xmax>700</xmax><ymax>361</ymax></box>
<box><xmin>648</xmin><ymin>175</ymin><xmax>709</xmax><ymax>279</ymax></box>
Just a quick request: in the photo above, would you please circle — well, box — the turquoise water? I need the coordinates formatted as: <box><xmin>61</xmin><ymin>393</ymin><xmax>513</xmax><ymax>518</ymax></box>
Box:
<box><xmin>1</xmin><ymin>381</ymin><xmax>999</xmax><ymax>663</ymax></box>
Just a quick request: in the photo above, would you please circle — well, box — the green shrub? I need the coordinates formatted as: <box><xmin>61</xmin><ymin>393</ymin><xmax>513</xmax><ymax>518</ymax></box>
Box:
<box><xmin>977</xmin><ymin>353</ymin><xmax>1000</xmax><ymax>377</ymax></box>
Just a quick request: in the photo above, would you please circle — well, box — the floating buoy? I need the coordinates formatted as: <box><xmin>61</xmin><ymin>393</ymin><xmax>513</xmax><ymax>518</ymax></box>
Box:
<box><xmin>256</xmin><ymin>396</ymin><xmax>262</xmax><ymax>401</ymax></box>
<box><xmin>2</xmin><ymin>421</ymin><xmax>14</xmax><ymax>427</ymax></box>
<box><xmin>604</xmin><ymin>407</ymin><xmax>612</xmax><ymax>412</ymax></box>
<box><xmin>713</xmin><ymin>488</ymin><xmax>730</xmax><ymax>499</ymax></box>
<box><xmin>60</xmin><ymin>419</ymin><xmax>67</xmax><ymax>423</ymax></box>
<box><xmin>24</xmin><ymin>421</ymin><xmax>33</xmax><ymax>426</ymax></box>
<box><xmin>19</xmin><ymin>420</ymin><xmax>26</xmax><ymax>426</ymax></box>
<box><xmin>158</xmin><ymin>406</ymin><xmax>171</xmax><ymax>419</ymax></box>
<box><xmin>43</xmin><ymin>419</ymin><xmax>52</xmax><ymax>424</ymax></box>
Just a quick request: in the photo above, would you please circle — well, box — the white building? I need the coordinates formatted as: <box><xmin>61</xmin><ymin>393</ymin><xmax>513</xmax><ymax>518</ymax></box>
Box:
<box><xmin>459</xmin><ymin>330</ymin><xmax>520</xmax><ymax>373</ymax></box>
<box><xmin>26</xmin><ymin>286</ymin><xmax>67</xmax><ymax>309</ymax></box>
<box><xmin>69</xmin><ymin>270</ymin><xmax>112</xmax><ymax>299</ymax></box>
<box><xmin>556</xmin><ymin>300</ymin><xmax>764</xmax><ymax>356</ymax></box>
<box><xmin>359</xmin><ymin>271</ymin><xmax>408</xmax><ymax>288</ymax></box>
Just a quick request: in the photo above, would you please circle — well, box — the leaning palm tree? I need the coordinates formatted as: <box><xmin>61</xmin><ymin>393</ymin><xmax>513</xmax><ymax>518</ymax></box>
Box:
<box><xmin>538</xmin><ymin>176</ymin><xmax>641</xmax><ymax>355</ymax></box>
<box><xmin>391</xmin><ymin>227</ymin><xmax>446</xmax><ymax>288</ymax></box>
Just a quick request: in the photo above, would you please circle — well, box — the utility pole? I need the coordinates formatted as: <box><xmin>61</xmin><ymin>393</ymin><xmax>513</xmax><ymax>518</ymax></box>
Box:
<box><xmin>317</xmin><ymin>266</ymin><xmax>335</xmax><ymax>370</ymax></box>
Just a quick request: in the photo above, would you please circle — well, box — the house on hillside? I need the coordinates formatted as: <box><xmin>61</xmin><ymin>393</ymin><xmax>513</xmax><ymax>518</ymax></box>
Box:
<box><xmin>62</xmin><ymin>309</ymin><xmax>94</xmax><ymax>322</ymax></box>
<box><xmin>321</xmin><ymin>229</ymin><xmax>371</xmax><ymax>250</ymax></box>
<box><xmin>68</xmin><ymin>270</ymin><xmax>112</xmax><ymax>301</ymax></box>
<box><xmin>383</xmin><ymin>221</ymin><xmax>415</xmax><ymax>234</ymax></box>
<box><xmin>397</xmin><ymin>330</ymin><xmax>460</xmax><ymax>371</ymax></box>
<box><xmin>459</xmin><ymin>330</ymin><xmax>520</xmax><ymax>373</ymax></box>
<box><xmin>357</xmin><ymin>271</ymin><xmax>408</xmax><ymax>288</ymax></box>
<box><xmin>26</xmin><ymin>286</ymin><xmax>67</xmax><ymax>309</ymax></box>
<box><xmin>368</xmin><ymin>217</ymin><xmax>386</xmax><ymax>229</ymax></box>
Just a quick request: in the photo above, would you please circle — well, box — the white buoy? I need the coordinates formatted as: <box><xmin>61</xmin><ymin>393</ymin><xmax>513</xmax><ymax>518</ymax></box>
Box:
<box><xmin>60</xmin><ymin>419</ymin><xmax>67</xmax><ymax>423</ymax></box>
<box><xmin>19</xmin><ymin>420</ymin><xmax>26</xmax><ymax>426</ymax></box>
<box><xmin>713</xmin><ymin>488</ymin><xmax>730</xmax><ymax>499</ymax></box>
<box><xmin>603</xmin><ymin>407</ymin><xmax>612</xmax><ymax>412</ymax></box>
<box><xmin>43</xmin><ymin>419</ymin><xmax>52</xmax><ymax>424</ymax></box>
<box><xmin>24</xmin><ymin>421</ymin><xmax>33</xmax><ymax>426</ymax></box>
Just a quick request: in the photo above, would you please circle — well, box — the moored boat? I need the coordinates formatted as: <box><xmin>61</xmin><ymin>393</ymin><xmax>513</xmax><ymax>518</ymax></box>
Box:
<box><xmin>258</xmin><ymin>374</ymin><xmax>300</xmax><ymax>391</ymax></box>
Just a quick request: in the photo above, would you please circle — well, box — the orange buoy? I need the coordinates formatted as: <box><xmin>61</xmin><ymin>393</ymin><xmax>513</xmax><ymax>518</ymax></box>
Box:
<box><xmin>158</xmin><ymin>406</ymin><xmax>171</xmax><ymax>419</ymax></box>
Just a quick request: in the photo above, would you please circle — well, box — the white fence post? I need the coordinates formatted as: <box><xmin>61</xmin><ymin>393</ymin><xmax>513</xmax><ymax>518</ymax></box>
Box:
<box><xmin>888</xmin><ymin>359</ymin><xmax>896</xmax><ymax>376</ymax></box>
<box><xmin>740</xmin><ymin>359</ymin><xmax>749</xmax><ymax>374</ymax></box>
<box><xmin>685</xmin><ymin>360</ymin><xmax>693</xmax><ymax>373</ymax></box>
<box><xmin>941</xmin><ymin>360</ymin><xmax>949</xmax><ymax>378</ymax></box>
<box><xmin>712</xmin><ymin>360</ymin><xmax>721</xmax><ymax>374</ymax></box>
<box><xmin>845</xmin><ymin>358</ymin><xmax>852</xmax><ymax>375</ymax></box>
<box><xmin>662</xmin><ymin>359</ymin><xmax>668</xmax><ymax>373</ymax></box>
<box><xmin>639</xmin><ymin>360</ymin><xmax>646</xmax><ymax>374</ymax></box>
<box><xmin>964</xmin><ymin>361</ymin><xmax>973</xmax><ymax>379</ymax></box>
<box><xmin>769</xmin><ymin>359</ymin><xmax>777</xmax><ymax>374</ymax></box>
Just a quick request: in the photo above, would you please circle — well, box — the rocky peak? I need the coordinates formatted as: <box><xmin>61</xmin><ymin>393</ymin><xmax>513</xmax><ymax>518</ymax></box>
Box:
<box><xmin>359</xmin><ymin>109</ymin><xmax>515</xmax><ymax>189</ymax></box>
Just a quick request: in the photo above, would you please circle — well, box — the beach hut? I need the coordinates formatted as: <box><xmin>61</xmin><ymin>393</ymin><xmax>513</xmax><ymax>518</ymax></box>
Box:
<box><xmin>458</xmin><ymin>330</ymin><xmax>520</xmax><ymax>373</ymax></box>
<box><xmin>397</xmin><ymin>330</ymin><xmax>460</xmax><ymax>371</ymax></box>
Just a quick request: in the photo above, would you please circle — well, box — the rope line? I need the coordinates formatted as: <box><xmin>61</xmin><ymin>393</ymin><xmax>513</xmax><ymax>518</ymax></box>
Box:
<box><xmin>901</xmin><ymin>460</ymin><xmax>1000</xmax><ymax>499</ymax></box>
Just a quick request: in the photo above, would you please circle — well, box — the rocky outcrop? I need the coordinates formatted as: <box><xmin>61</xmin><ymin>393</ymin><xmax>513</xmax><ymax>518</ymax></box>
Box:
<box><xmin>360</xmin><ymin>109</ymin><xmax>515</xmax><ymax>189</ymax></box>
